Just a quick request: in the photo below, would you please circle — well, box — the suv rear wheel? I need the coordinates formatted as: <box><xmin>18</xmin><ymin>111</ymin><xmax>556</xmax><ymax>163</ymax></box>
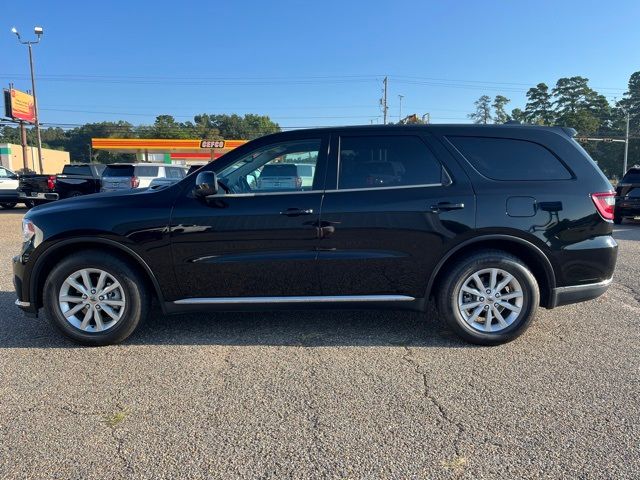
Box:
<box><xmin>44</xmin><ymin>251</ymin><xmax>150</xmax><ymax>345</ymax></box>
<box><xmin>437</xmin><ymin>250</ymin><xmax>539</xmax><ymax>345</ymax></box>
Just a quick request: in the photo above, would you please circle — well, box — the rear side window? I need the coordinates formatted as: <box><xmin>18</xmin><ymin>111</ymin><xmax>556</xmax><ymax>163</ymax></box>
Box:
<box><xmin>166</xmin><ymin>167</ymin><xmax>185</xmax><ymax>179</ymax></box>
<box><xmin>135</xmin><ymin>166</ymin><xmax>160</xmax><ymax>177</ymax></box>
<box><xmin>103</xmin><ymin>165</ymin><xmax>134</xmax><ymax>177</ymax></box>
<box><xmin>448</xmin><ymin>136</ymin><xmax>572</xmax><ymax>181</ymax></box>
<box><xmin>338</xmin><ymin>136</ymin><xmax>443</xmax><ymax>190</ymax></box>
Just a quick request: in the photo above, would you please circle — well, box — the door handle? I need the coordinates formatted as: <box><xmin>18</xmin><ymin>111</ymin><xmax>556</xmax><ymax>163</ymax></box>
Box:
<box><xmin>280</xmin><ymin>208</ymin><xmax>314</xmax><ymax>217</ymax></box>
<box><xmin>430</xmin><ymin>202</ymin><xmax>465</xmax><ymax>213</ymax></box>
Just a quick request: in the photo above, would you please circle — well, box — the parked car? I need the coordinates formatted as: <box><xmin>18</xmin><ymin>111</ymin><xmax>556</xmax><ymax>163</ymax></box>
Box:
<box><xmin>18</xmin><ymin>163</ymin><xmax>106</xmax><ymax>205</ymax></box>
<box><xmin>14</xmin><ymin>125</ymin><xmax>617</xmax><ymax>346</ymax></box>
<box><xmin>101</xmin><ymin>163</ymin><xmax>187</xmax><ymax>192</ymax></box>
<box><xmin>296</xmin><ymin>164</ymin><xmax>315</xmax><ymax>187</ymax></box>
<box><xmin>0</xmin><ymin>166</ymin><xmax>23</xmax><ymax>209</ymax></box>
<box><xmin>614</xmin><ymin>166</ymin><xmax>640</xmax><ymax>224</ymax></box>
<box><xmin>256</xmin><ymin>163</ymin><xmax>303</xmax><ymax>191</ymax></box>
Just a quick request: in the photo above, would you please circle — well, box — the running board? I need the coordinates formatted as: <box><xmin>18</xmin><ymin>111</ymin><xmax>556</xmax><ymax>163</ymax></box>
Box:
<box><xmin>173</xmin><ymin>295</ymin><xmax>415</xmax><ymax>305</ymax></box>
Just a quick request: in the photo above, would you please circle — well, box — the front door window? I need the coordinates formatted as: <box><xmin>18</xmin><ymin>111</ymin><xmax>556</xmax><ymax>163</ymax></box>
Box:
<box><xmin>218</xmin><ymin>139</ymin><xmax>321</xmax><ymax>194</ymax></box>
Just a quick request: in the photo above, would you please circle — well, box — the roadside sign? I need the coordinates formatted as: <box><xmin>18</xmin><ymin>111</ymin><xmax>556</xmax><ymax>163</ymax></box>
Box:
<box><xmin>3</xmin><ymin>88</ymin><xmax>36</xmax><ymax>123</ymax></box>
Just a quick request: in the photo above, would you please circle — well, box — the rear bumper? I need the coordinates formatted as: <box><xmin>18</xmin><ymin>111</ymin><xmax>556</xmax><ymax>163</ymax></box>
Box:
<box><xmin>549</xmin><ymin>277</ymin><xmax>613</xmax><ymax>308</ymax></box>
<box><xmin>19</xmin><ymin>191</ymin><xmax>59</xmax><ymax>201</ymax></box>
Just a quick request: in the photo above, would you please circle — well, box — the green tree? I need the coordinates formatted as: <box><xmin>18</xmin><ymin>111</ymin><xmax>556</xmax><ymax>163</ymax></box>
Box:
<box><xmin>524</xmin><ymin>83</ymin><xmax>554</xmax><ymax>125</ymax></box>
<box><xmin>468</xmin><ymin>95</ymin><xmax>492</xmax><ymax>124</ymax></box>
<box><xmin>510</xmin><ymin>108</ymin><xmax>527</xmax><ymax>123</ymax></box>
<box><xmin>492</xmin><ymin>95</ymin><xmax>511</xmax><ymax>124</ymax></box>
<box><xmin>552</xmin><ymin>76</ymin><xmax>602</xmax><ymax>134</ymax></box>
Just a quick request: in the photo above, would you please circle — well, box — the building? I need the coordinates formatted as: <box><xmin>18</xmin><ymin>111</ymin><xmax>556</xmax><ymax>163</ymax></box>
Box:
<box><xmin>0</xmin><ymin>143</ymin><xmax>70</xmax><ymax>173</ymax></box>
<box><xmin>91</xmin><ymin>138</ymin><xmax>248</xmax><ymax>165</ymax></box>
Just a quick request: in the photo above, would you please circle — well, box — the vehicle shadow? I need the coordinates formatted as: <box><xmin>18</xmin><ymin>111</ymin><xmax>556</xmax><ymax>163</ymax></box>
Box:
<box><xmin>0</xmin><ymin>291</ymin><xmax>471</xmax><ymax>349</ymax></box>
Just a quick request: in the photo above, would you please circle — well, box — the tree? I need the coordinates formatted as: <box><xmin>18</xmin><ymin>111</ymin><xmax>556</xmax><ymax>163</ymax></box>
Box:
<box><xmin>468</xmin><ymin>95</ymin><xmax>492</xmax><ymax>124</ymax></box>
<box><xmin>552</xmin><ymin>76</ymin><xmax>602</xmax><ymax>134</ymax></box>
<box><xmin>510</xmin><ymin>108</ymin><xmax>527</xmax><ymax>123</ymax></box>
<box><xmin>492</xmin><ymin>95</ymin><xmax>511</xmax><ymax>124</ymax></box>
<box><xmin>524</xmin><ymin>83</ymin><xmax>554</xmax><ymax>125</ymax></box>
<box><xmin>142</xmin><ymin>115</ymin><xmax>192</xmax><ymax>139</ymax></box>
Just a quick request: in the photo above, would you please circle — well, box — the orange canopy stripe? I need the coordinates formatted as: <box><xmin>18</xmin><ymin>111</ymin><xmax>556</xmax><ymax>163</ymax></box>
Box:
<box><xmin>91</xmin><ymin>138</ymin><xmax>248</xmax><ymax>151</ymax></box>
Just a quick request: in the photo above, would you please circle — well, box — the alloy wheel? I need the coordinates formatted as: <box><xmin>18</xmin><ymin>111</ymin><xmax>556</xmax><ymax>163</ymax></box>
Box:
<box><xmin>58</xmin><ymin>268</ymin><xmax>126</xmax><ymax>333</ymax></box>
<box><xmin>457</xmin><ymin>267</ymin><xmax>524</xmax><ymax>333</ymax></box>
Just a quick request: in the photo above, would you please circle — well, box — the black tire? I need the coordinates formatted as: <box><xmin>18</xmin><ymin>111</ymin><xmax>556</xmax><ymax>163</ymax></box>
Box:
<box><xmin>436</xmin><ymin>250</ymin><xmax>540</xmax><ymax>346</ymax></box>
<box><xmin>44</xmin><ymin>250</ymin><xmax>150</xmax><ymax>346</ymax></box>
<box><xmin>23</xmin><ymin>201</ymin><xmax>35</xmax><ymax>209</ymax></box>
<box><xmin>613</xmin><ymin>215</ymin><xmax>623</xmax><ymax>225</ymax></box>
<box><xmin>0</xmin><ymin>202</ymin><xmax>17</xmax><ymax>209</ymax></box>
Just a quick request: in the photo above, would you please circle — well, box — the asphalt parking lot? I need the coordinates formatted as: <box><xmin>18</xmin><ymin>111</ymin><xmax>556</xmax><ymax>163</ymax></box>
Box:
<box><xmin>0</xmin><ymin>208</ymin><xmax>638</xmax><ymax>479</ymax></box>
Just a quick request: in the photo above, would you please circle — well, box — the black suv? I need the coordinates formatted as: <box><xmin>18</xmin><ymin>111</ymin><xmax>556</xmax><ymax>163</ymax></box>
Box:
<box><xmin>13</xmin><ymin>125</ymin><xmax>618</xmax><ymax>346</ymax></box>
<box><xmin>614</xmin><ymin>166</ymin><xmax>640</xmax><ymax>224</ymax></box>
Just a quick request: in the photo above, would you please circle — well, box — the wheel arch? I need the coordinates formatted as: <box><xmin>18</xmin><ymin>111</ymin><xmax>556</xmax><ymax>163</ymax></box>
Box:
<box><xmin>427</xmin><ymin>234</ymin><xmax>557</xmax><ymax>308</ymax></box>
<box><xmin>30</xmin><ymin>238</ymin><xmax>165</xmax><ymax>311</ymax></box>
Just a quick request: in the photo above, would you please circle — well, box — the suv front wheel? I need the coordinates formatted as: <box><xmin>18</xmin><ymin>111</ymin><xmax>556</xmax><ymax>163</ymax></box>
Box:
<box><xmin>44</xmin><ymin>251</ymin><xmax>150</xmax><ymax>345</ymax></box>
<box><xmin>437</xmin><ymin>250</ymin><xmax>539</xmax><ymax>345</ymax></box>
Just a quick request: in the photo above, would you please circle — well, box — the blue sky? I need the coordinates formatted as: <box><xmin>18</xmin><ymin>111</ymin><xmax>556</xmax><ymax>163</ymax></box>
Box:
<box><xmin>2</xmin><ymin>0</ymin><xmax>639</xmax><ymax>130</ymax></box>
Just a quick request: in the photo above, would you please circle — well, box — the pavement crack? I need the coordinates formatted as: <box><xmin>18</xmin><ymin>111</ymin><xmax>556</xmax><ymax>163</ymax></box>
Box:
<box><xmin>402</xmin><ymin>346</ymin><xmax>465</xmax><ymax>458</ymax></box>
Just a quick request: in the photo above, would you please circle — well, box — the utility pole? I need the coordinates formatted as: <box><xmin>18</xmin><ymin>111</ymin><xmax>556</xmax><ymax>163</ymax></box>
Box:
<box><xmin>380</xmin><ymin>77</ymin><xmax>389</xmax><ymax>125</ymax></box>
<box><xmin>11</xmin><ymin>26</ymin><xmax>44</xmax><ymax>174</ymax></box>
<box><xmin>398</xmin><ymin>95</ymin><xmax>404</xmax><ymax>122</ymax></box>
<box><xmin>623</xmin><ymin>111</ymin><xmax>630</xmax><ymax>175</ymax></box>
<box><xmin>19</xmin><ymin>121</ymin><xmax>29</xmax><ymax>170</ymax></box>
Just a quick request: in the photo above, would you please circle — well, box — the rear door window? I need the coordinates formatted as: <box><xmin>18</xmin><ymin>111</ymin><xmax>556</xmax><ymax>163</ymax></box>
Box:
<box><xmin>338</xmin><ymin>135</ymin><xmax>443</xmax><ymax>190</ymax></box>
<box><xmin>103</xmin><ymin>165</ymin><xmax>134</xmax><ymax>177</ymax></box>
<box><xmin>447</xmin><ymin>136</ymin><xmax>572</xmax><ymax>181</ymax></box>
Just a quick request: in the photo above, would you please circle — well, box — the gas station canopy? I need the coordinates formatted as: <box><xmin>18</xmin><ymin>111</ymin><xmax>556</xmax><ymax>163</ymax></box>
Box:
<box><xmin>91</xmin><ymin>138</ymin><xmax>248</xmax><ymax>164</ymax></box>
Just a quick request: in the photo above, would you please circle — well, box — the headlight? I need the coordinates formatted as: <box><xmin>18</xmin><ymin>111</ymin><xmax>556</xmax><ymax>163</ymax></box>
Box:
<box><xmin>22</xmin><ymin>219</ymin><xmax>36</xmax><ymax>243</ymax></box>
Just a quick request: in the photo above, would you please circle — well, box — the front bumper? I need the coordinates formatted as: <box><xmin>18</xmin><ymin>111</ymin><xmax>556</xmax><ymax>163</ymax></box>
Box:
<box><xmin>13</xmin><ymin>254</ymin><xmax>38</xmax><ymax>316</ymax></box>
<box><xmin>19</xmin><ymin>191</ymin><xmax>59</xmax><ymax>201</ymax></box>
<box><xmin>549</xmin><ymin>277</ymin><xmax>613</xmax><ymax>308</ymax></box>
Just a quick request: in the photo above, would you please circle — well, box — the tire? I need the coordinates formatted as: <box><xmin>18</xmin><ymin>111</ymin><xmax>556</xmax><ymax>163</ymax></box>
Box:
<box><xmin>436</xmin><ymin>250</ymin><xmax>540</xmax><ymax>346</ymax></box>
<box><xmin>23</xmin><ymin>201</ymin><xmax>35</xmax><ymax>209</ymax></box>
<box><xmin>613</xmin><ymin>215</ymin><xmax>623</xmax><ymax>225</ymax></box>
<box><xmin>43</xmin><ymin>250</ymin><xmax>150</xmax><ymax>346</ymax></box>
<box><xmin>0</xmin><ymin>202</ymin><xmax>17</xmax><ymax>209</ymax></box>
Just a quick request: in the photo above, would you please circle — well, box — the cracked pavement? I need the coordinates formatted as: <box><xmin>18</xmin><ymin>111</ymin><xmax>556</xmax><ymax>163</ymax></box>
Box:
<box><xmin>0</xmin><ymin>209</ymin><xmax>638</xmax><ymax>479</ymax></box>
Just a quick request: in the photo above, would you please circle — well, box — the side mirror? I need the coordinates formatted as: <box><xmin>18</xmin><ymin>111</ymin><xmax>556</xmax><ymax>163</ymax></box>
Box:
<box><xmin>194</xmin><ymin>171</ymin><xmax>218</xmax><ymax>198</ymax></box>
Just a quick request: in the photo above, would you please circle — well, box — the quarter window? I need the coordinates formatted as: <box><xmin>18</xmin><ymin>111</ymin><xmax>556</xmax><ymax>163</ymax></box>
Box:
<box><xmin>448</xmin><ymin>136</ymin><xmax>571</xmax><ymax>181</ymax></box>
<box><xmin>338</xmin><ymin>136</ymin><xmax>443</xmax><ymax>190</ymax></box>
<box><xmin>135</xmin><ymin>166</ymin><xmax>160</xmax><ymax>177</ymax></box>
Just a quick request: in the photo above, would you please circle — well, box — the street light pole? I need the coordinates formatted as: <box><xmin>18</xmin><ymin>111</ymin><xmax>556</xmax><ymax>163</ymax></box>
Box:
<box><xmin>398</xmin><ymin>95</ymin><xmax>404</xmax><ymax>122</ymax></box>
<box><xmin>11</xmin><ymin>26</ymin><xmax>44</xmax><ymax>174</ymax></box>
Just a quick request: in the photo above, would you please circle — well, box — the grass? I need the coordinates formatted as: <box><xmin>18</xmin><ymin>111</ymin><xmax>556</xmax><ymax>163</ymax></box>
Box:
<box><xmin>102</xmin><ymin>409</ymin><xmax>128</xmax><ymax>428</ymax></box>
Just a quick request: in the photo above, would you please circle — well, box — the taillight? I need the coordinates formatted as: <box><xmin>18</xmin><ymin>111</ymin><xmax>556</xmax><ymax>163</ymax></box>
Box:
<box><xmin>591</xmin><ymin>191</ymin><xmax>615</xmax><ymax>221</ymax></box>
<box><xmin>131</xmin><ymin>176</ymin><xmax>140</xmax><ymax>188</ymax></box>
<box><xmin>295</xmin><ymin>176</ymin><xmax>302</xmax><ymax>188</ymax></box>
<box><xmin>47</xmin><ymin>175</ymin><xmax>56</xmax><ymax>191</ymax></box>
